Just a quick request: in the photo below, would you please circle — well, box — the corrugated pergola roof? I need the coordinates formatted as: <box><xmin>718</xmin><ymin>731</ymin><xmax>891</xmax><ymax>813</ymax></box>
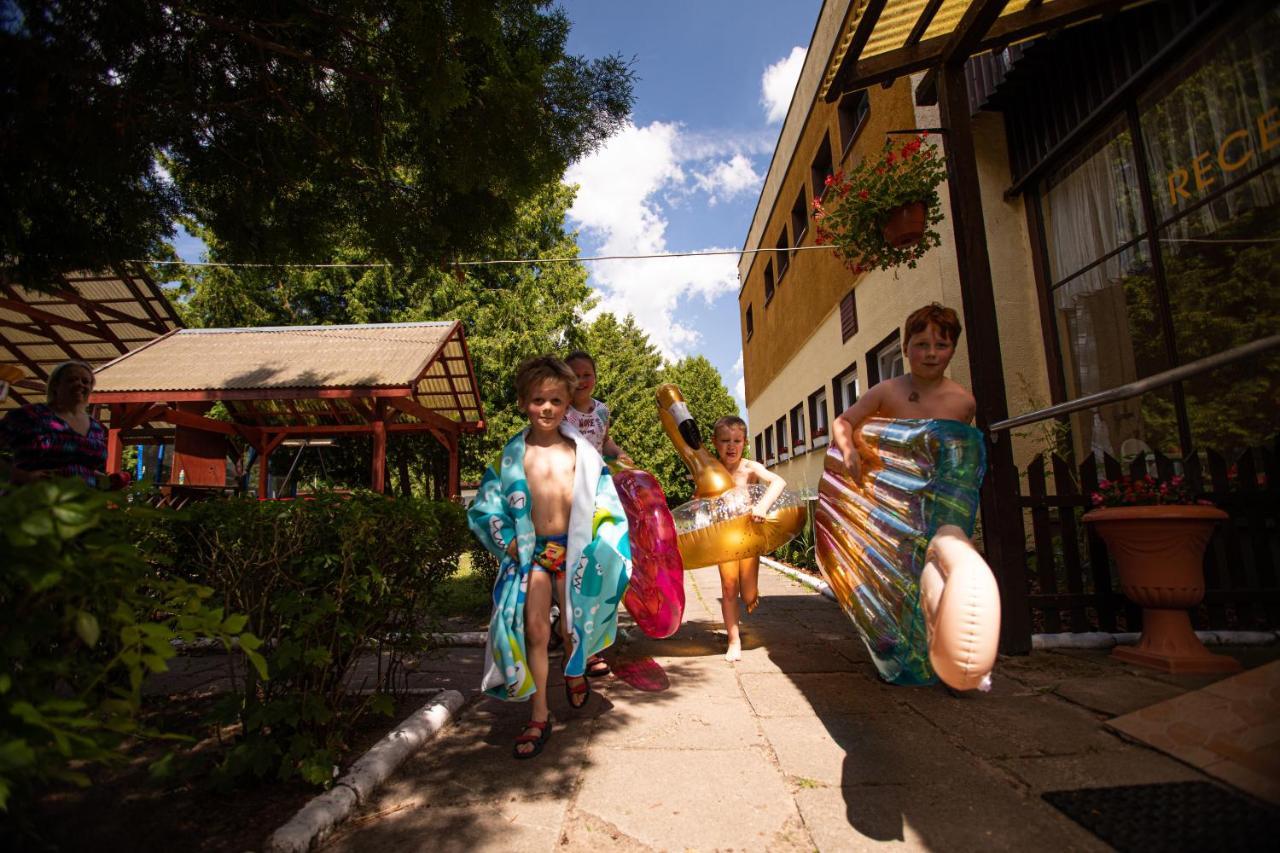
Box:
<box><xmin>821</xmin><ymin>0</ymin><xmax>1150</xmax><ymax>100</ymax></box>
<box><xmin>0</xmin><ymin>266</ymin><xmax>183</xmax><ymax>410</ymax></box>
<box><xmin>91</xmin><ymin>321</ymin><xmax>484</xmax><ymax>430</ymax></box>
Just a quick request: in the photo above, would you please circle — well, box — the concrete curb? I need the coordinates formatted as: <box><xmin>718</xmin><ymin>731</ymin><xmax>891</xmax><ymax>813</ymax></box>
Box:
<box><xmin>1033</xmin><ymin>630</ymin><xmax>1280</xmax><ymax>649</ymax></box>
<box><xmin>266</xmin><ymin>689</ymin><xmax>466</xmax><ymax>853</ymax></box>
<box><xmin>762</xmin><ymin>557</ymin><xmax>835</xmax><ymax>601</ymax></box>
<box><xmin>762</xmin><ymin>559</ymin><xmax>1280</xmax><ymax>650</ymax></box>
<box><xmin>433</xmin><ymin>630</ymin><xmax>488</xmax><ymax>647</ymax></box>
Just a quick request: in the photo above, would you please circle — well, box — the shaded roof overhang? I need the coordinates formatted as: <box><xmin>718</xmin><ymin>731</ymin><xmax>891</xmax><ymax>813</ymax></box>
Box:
<box><xmin>0</xmin><ymin>265</ymin><xmax>183</xmax><ymax>410</ymax></box>
<box><xmin>89</xmin><ymin>321</ymin><xmax>485</xmax><ymax>442</ymax></box>
<box><xmin>821</xmin><ymin>0</ymin><xmax>1155</xmax><ymax>100</ymax></box>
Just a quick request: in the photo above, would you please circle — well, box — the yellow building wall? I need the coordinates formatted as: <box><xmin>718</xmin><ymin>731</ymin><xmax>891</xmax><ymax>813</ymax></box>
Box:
<box><xmin>745</xmin><ymin>75</ymin><xmax>1055</xmax><ymax>480</ymax></box>
<box><xmin>740</xmin><ymin>80</ymin><xmax>917</xmax><ymax>403</ymax></box>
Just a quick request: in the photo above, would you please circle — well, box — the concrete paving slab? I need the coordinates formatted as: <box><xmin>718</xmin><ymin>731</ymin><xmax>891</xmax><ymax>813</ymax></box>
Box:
<box><xmin>325</xmin><ymin>795</ymin><xmax>568</xmax><ymax>853</ymax></box>
<box><xmin>760</xmin><ymin>712</ymin><xmax>985</xmax><ymax>788</ymax></box>
<box><xmin>589</xmin><ymin>690</ymin><xmax>762</xmax><ymax>751</ymax></box>
<box><xmin>575</xmin><ymin>747</ymin><xmax>806</xmax><ymax>852</ymax></box>
<box><xmin>898</xmin><ymin>681</ymin><xmax>1127</xmax><ymax>759</ymax></box>
<box><xmin>362</xmin><ymin>701</ymin><xmax>592</xmax><ymax>808</ymax></box>
<box><xmin>1052</xmin><ymin>674</ymin><xmax>1188</xmax><ymax>717</ymax></box>
<box><xmin>994</xmin><ymin>745</ymin><xmax>1206</xmax><ymax>793</ymax></box>
<box><xmin>794</xmin><ymin>782</ymin><xmax>1111</xmax><ymax>852</ymax></box>
<box><xmin>740</xmin><ymin>671</ymin><xmax>895</xmax><ymax>718</ymax></box>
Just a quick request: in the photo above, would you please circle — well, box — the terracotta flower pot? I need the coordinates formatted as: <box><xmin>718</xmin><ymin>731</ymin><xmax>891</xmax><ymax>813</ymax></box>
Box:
<box><xmin>881</xmin><ymin>201</ymin><xmax>927</xmax><ymax>248</ymax></box>
<box><xmin>1083</xmin><ymin>505</ymin><xmax>1240</xmax><ymax>674</ymax></box>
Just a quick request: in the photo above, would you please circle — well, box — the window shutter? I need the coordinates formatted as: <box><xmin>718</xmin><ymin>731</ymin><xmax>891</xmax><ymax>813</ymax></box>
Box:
<box><xmin>839</xmin><ymin>290</ymin><xmax>858</xmax><ymax>343</ymax></box>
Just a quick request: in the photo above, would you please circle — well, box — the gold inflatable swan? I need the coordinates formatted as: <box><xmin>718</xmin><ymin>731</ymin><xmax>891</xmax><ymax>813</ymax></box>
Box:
<box><xmin>656</xmin><ymin>384</ymin><xmax>805</xmax><ymax>568</ymax></box>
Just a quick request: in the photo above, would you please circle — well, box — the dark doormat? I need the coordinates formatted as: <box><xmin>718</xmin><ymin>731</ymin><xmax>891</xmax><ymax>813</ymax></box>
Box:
<box><xmin>1043</xmin><ymin>782</ymin><xmax>1280</xmax><ymax>852</ymax></box>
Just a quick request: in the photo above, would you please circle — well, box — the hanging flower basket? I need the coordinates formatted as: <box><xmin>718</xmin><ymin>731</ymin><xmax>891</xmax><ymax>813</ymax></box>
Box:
<box><xmin>882</xmin><ymin>201</ymin><xmax>928</xmax><ymax>247</ymax></box>
<box><xmin>814</xmin><ymin>134</ymin><xmax>946</xmax><ymax>273</ymax></box>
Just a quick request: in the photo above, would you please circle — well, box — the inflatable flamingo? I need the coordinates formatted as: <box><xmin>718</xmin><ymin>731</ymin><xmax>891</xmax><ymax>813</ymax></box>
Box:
<box><xmin>612</xmin><ymin>460</ymin><xmax>686</xmax><ymax>638</ymax></box>
<box><xmin>816</xmin><ymin>418</ymin><xmax>1000</xmax><ymax>691</ymax></box>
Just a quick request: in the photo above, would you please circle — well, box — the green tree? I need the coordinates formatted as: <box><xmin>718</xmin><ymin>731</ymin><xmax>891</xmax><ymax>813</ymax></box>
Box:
<box><xmin>174</xmin><ymin>182</ymin><xmax>598</xmax><ymax>488</ymax></box>
<box><xmin>2</xmin><ymin>1</ymin><xmax>633</xmax><ymax>286</ymax></box>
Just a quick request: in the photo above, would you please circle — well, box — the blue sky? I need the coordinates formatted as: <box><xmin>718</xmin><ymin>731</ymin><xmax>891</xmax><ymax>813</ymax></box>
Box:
<box><xmin>171</xmin><ymin>3</ymin><xmax>820</xmax><ymax>412</ymax></box>
<box><xmin>559</xmin><ymin>1</ymin><xmax>820</xmax><ymax>411</ymax></box>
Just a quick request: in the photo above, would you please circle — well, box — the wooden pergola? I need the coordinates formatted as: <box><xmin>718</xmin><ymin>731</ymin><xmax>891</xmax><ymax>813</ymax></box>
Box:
<box><xmin>90</xmin><ymin>322</ymin><xmax>485</xmax><ymax>499</ymax></box>
<box><xmin>0</xmin><ymin>266</ymin><xmax>183</xmax><ymax>410</ymax></box>
<box><xmin>819</xmin><ymin>0</ymin><xmax>1159</xmax><ymax>653</ymax></box>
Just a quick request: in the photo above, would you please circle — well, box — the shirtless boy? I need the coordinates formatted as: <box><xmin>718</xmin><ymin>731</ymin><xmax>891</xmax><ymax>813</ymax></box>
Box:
<box><xmin>711</xmin><ymin>415</ymin><xmax>787</xmax><ymax>661</ymax></box>
<box><xmin>832</xmin><ymin>303</ymin><xmax>976</xmax><ymax>481</ymax></box>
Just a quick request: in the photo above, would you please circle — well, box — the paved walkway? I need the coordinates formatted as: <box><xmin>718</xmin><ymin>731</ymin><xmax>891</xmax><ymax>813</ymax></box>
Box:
<box><xmin>316</xmin><ymin>566</ymin><xmax>1275</xmax><ymax>852</ymax></box>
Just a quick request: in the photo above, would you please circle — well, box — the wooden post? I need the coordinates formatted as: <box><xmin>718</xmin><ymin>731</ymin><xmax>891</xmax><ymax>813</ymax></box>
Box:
<box><xmin>371</xmin><ymin>412</ymin><xmax>387</xmax><ymax>494</ymax></box>
<box><xmin>106</xmin><ymin>404</ymin><xmax>124</xmax><ymax>471</ymax></box>
<box><xmin>258</xmin><ymin>435</ymin><xmax>272</xmax><ymax>500</ymax></box>
<box><xmin>937</xmin><ymin>62</ymin><xmax>1032</xmax><ymax>654</ymax></box>
<box><xmin>447</xmin><ymin>433</ymin><xmax>460</xmax><ymax>500</ymax></box>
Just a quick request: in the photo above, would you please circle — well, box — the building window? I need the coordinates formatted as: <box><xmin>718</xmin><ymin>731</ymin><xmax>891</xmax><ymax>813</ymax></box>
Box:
<box><xmin>839</xmin><ymin>290</ymin><xmax>858</xmax><ymax>343</ymax></box>
<box><xmin>764</xmin><ymin>425</ymin><xmax>774</xmax><ymax>462</ymax></box>
<box><xmin>755</xmin><ymin>432</ymin><xmax>763</xmax><ymax>461</ymax></box>
<box><xmin>791</xmin><ymin>188</ymin><xmax>808</xmax><ymax>247</ymax></box>
<box><xmin>810</xmin><ymin>133</ymin><xmax>833</xmax><ymax>203</ymax></box>
<box><xmin>775</xmin><ymin>415</ymin><xmax>787</xmax><ymax>457</ymax></box>
<box><xmin>745</xmin><ymin>304</ymin><xmax>754</xmax><ymax>340</ymax></box>
<box><xmin>838</xmin><ymin>90</ymin><xmax>871</xmax><ymax>157</ymax></box>
<box><xmin>764</xmin><ymin>261</ymin><xmax>775</xmax><ymax>304</ymax></box>
<box><xmin>876</xmin><ymin>336</ymin><xmax>904</xmax><ymax>383</ymax></box>
<box><xmin>1031</xmin><ymin>9</ymin><xmax>1280</xmax><ymax>459</ymax></box>
<box><xmin>833</xmin><ymin>364</ymin><xmax>858</xmax><ymax>413</ymax></box>
<box><xmin>789</xmin><ymin>403</ymin><xmax>806</xmax><ymax>451</ymax></box>
<box><xmin>776</xmin><ymin>230</ymin><xmax>790</xmax><ymax>278</ymax></box>
<box><xmin>808</xmin><ymin>387</ymin><xmax>829</xmax><ymax>440</ymax></box>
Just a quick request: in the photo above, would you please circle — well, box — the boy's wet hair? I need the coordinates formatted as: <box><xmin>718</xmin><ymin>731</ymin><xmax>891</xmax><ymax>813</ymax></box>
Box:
<box><xmin>713</xmin><ymin>415</ymin><xmax>747</xmax><ymax>436</ymax></box>
<box><xmin>903</xmin><ymin>303</ymin><xmax>962</xmax><ymax>343</ymax></box>
<box><xmin>514</xmin><ymin>356</ymin><xmax>577</xmax><ymax>405</ymax></box>
<box><xmin>563</xmin><ymin>350</ymin><xmax>596</xmax><ymax>370</ymax></box>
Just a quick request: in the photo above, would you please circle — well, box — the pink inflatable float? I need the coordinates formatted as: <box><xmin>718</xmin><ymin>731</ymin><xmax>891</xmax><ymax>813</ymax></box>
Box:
<box><xmin>816</xmin><ymin>418</ymin><xmax>1000</xmax><ymax>691</ymax></box>
<box><xmin>611</xmin><ymin>460</ymin><xmax>686</xmax><ymax>638</ymax></box>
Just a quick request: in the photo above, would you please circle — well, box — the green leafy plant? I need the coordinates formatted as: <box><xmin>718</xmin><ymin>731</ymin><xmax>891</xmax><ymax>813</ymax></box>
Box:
<box><xmin>773</xmin><ymin>498</ymin><xmax>818</xmax><ymax>572</ymax></box>
<box><xmin>814</xmin><ymin>134</ymin><xmax>946</xmax><ymax>272</ymax></box>
<box><xmin>0</xmin><ymin>479</ymin><xmax>258</xmax><ymax>814</ymax></box>
<box><xmin>153</xmin><ymin>492</ymin><xmax>468</xmax><ymax>787</ymax></box>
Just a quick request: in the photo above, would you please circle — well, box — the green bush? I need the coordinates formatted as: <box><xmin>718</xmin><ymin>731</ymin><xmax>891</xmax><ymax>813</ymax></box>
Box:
<box><xmin>0</xmin><ymin>479</ymin><xmax>257</xmax><ymax>814</ymax></box>
<box><xmin>773</xmin><ymin>498</ymin><xmax>818</xmax><ymax>572</ymax></box>
<box><xmin>154</xmin><ymin>492</ymin><xmax>467</xmax><ymax>786</ymax></box>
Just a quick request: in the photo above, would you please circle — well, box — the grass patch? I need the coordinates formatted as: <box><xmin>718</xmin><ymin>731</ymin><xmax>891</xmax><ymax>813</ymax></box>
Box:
<box><xmin>430</xmin><ymin>553</ymin><xmax>493</xmax><ymax>629</ymax></box>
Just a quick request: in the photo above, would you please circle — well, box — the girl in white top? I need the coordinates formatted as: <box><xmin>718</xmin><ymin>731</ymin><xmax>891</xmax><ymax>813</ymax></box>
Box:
<box><xmin>562</xmin><ymin>350</ymin><xmax>632</xmax><ymax>679</ymax></box>
<box><xmin>564</xmin><ymin>351</ymin><xmax>632</xmax><ymax>464</ymax></box>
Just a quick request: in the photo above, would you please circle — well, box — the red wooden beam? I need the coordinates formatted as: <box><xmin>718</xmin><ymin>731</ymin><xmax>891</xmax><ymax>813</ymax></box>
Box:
<box><xmin>385</xmin><ymin>395</ymin><xmax>462</xmax><ymax>435</ymax></box>
<box><xmin>55</xmin><ymin>271</ymin><xmax>169</xmax><ymax>338</ymax></box>
<box><xmin>370</xmin><ymin>409</ymin><xmax>387</xmax><ymax>494</ymax></box>
<box><xmin>0</xmin><ymin>294</ymin><xmax>105</xmax><ymax>340</ymax></box>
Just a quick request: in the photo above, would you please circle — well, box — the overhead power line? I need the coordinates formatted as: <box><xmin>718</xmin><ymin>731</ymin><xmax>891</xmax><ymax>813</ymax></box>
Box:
<box><xmin>133</xmin><ymin>244</ymin><xmax>835</xmax><ymax>270</ymax></box>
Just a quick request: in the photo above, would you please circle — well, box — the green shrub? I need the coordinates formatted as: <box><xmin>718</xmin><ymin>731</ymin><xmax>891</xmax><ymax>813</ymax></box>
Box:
<box><xmin>156</xmin><ymin>492</ymin><xmax>467</xmax><ymax>786</ymax></box>
<box><xmin>0</xmin><ymin>479</ymin><xmax>258</xmax><ymax>814</ymax></box>
<box><xmin>773</xmin><ymin>497</ymin><xmax>818</xmax><ymax>572</ymax></box>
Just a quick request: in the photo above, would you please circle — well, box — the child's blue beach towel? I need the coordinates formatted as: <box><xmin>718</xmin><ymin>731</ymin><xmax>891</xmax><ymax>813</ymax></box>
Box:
<box><xmin>467</xmin><ymin>422</ymin><xmax>632</xmax><ymax>701</ymax></box>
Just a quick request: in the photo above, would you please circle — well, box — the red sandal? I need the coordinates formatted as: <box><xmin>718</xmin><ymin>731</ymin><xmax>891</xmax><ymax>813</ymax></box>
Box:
<box><xmin>513</xmin><ymin>718</ymin><xmax>552</xmax><ymax>760</ymax></box>
<box><xmin>564</xmin><ymin>672</ymin><xmax>591</xmax><ymax>710</ymax></box>
<box><xmin>586</xmin><ymin>654</ymin><xmax>611</xmax><ymax>678</ymax></box>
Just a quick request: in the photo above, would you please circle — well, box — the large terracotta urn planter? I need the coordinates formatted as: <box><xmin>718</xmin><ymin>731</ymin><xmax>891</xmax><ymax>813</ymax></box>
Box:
<box><xmin>1083</xmin><ymin>505</ymin><xmax>1241</xmax><ymax>674</ymax></box>
<box><xmin>881</xmin><ymin>201</ymin><xmax>927</xmax><ymax>248</ymax></box>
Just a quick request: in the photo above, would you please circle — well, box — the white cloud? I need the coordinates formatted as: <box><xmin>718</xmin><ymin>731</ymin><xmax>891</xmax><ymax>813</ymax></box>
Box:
<box><xmin>566</xmin><ymin>121</ymin><xmax>743</xmax><ymax>359</ymax></box>
<box><xmin>761</xmin><ymin>46</ymin><xmax>806</xmax><ymax>124</ymax></box>
<box><xmin>694</xmin><ymin>154</ymin><xmax>762</xmax><ymax>206</ymax></box>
